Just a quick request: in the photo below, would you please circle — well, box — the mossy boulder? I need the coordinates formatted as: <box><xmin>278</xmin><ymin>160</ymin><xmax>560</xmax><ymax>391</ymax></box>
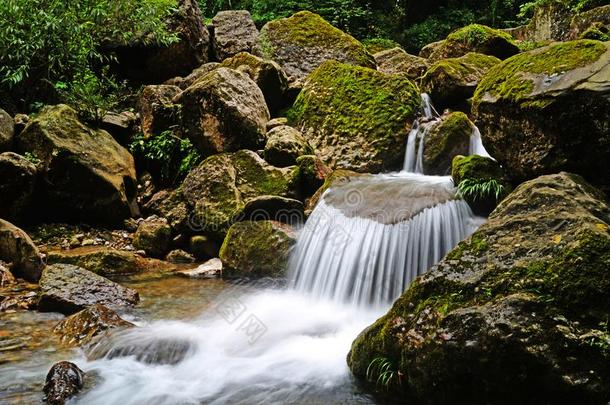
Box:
<box><xmin>143</xmin><ymin>189</ymin><xmax>190</xmax><ymax>233</ymax></box>
<box><xmin>46</xmin><ymin>247</ymin><xmax>141</xmax><ymax>277</ymax></box>
<box><xmin>429</xmin><ymin>24</ymin><xmax>519</xmax><ymax>62</ymax></box>
<box><xmin>133</xmin><ymin>217</ymin><xmax>172</xmax><ymax>258</ymax></box>
<box><xmin>422</xmin><ymin>112</ymin><xmax>473</xmax><ymax>175</ymax></box>
<box><xmin>473</xmin><ymin>40</ymin><xmax>610</xmax><ymax>189</ymax></box>
<box><xmin>348</xmin><ymin>172</ymin><xmax>610</xmax><ymax>404</ymax></box>
<box><xmin>289</xmin><ymin>61</ymin><xmax>420</xmax><ymax>173</ymax></box>
<box><xmin>212</xmin><ymin>10</ymin><xmax>259</xmax><ymax>61</ymax></box>
<box><xmin>219</xmin><ymin>52</ymin><xmax>288</xmax><ymax>115</ymax></box>
<box><xmin>0</xmin><ymin>108</ymin><xmax>14</xmax><ymax>152</ymax></box>
<box><xmin>571</xmin><ymin>5</ymin><xmax>610</xmax><ymax>39</ymax></box>
<box><xmin>181</xmin><ymin>150</ymin><xmax>299</xmax><ymax>240</ymax></box>
<box><xmin>264</xmin><ymin>125</ymin><xmax>313</xmax><ymax>167</ymax></box>
<box><xmin>0</xmin><ymin>152</ymin><xmax>37</xmax><ymax>223</ymax></box>
<box><xmin>138</xmin><ymin>85</ymin><xmax>181</xmax><ymax>138</ymax></box>
<box><xmin>452</xmin><ymin>155</ymin><xmax>511</xmax><ymax>215</ymax></box>
<box><xmin>374</xmin><ymin>48</ymin><xmax>430</xmax><ymax>81</ymax></box>
<box><xmin>16</xmin><ymin>105</ymin><xmax>139</xmax><ymax>225</ymax></box>
<box><xmin>220</xmin><ymin>220</ymin><xmax>296</xmax><ymax>278</ymax></box>
<box><xmin>421</xmin><ymin>53</ymin><xmax>500</xmax><ymax>110</ymax></box>
<box><xmin>256</xmin><ymin>11</ymin><xmax>375</xmax><ymax>86</ymax></box>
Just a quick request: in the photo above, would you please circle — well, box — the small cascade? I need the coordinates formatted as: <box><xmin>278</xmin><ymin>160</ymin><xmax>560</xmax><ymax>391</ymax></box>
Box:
<box><xmin>469</xmin><ymin>126</ymin><xmax>492</xmax><ymax>158</ymax></box>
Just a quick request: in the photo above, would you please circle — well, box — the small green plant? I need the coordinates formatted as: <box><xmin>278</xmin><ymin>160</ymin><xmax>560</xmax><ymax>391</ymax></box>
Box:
<box><xmin>366</xmin><ymin>357</ymin><xmax>402</xmax><ymax>391</ymax></box>
<box><xmin>458</xmin><ymin>178</ymin><xmax>507</xmax><ymax>202</ymax></box>
<box><xmin>23</xmin><ymin>152</ymin><xmax>41</xmax><ymax>165</ymax></box>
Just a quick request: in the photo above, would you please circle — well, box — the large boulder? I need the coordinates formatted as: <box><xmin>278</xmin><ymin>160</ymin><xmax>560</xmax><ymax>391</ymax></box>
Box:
<box><xmin>0</xmin><ymin>152</ymin><xmax>37</xmax><ymax>222</ymax></box>
<box><xmin>143</xmin><ymin>189</ymin><xmax>190</xmax><ymax>233</ymax></box>
<box><xmin>212</xmin><ymin>10</ymin><xmax>259</xmax><ymax>61</ymax></box>
<box><xmin>264</xmin><ymin>125</ymin><xmax>313</xmax><ymax>167</ymax></box>
<box><xmin>108</xmin><ymin>0</ymin><xmax>210</xmax><ymax>83</ymax></box>
<box><xmin>177</xmin><ymin>68</ymin><xmax>270</xmax><ymax>157</ymax></box>
<box><xmin>0</xmin><ymin>108</ymin><xmax>14</xmax><ymax>152</ymax></box>
<box><xmin>182</xmin><ymin>150</ymin><xmax>299</xmax><ymax>240</ymax></box>
<box><xmin>473</xmin><ymin>40</ymin><xmax>610</xmax><ymax>189</ymax></box>
<box><xmin>428</xmin><ymin>24</ymin><xmax>519</xmax><ymax>62</ymax></box>
<box><xmin>422</xmin><ymin>112</ymin><xmax>473</xmax><ymax>175</ymax></box>
<box><xmin>219</xmin><ymin>52</ymin><xmax>289</xmax><ymax>115</ymax></box>
<box><xmin>46</xmin><ymin>247</ymin><xmax>141</xmax><ymax>277</ymax></box>
<box><xmin>174</xmin><ymin>62</ymin><xmax>220</xmax><ymax>89</ymax></box>
<box><xmin>421</xmin><ymin>52</ymin><xmax>500</xmax><ymax>110</ymax></box>
<box><xmin>0</xmin><ymin>219</ymin><xmax>44</xmax><ymax>281</ymax></box>
<box><xmin>53</xmin><ymin>304</ymin><xmax>134</xmax><ymax>347</ymax></box>
<box><xmin>39</xmin><ymin>264</ymin><xmax>140</xmax><ymax>315</ymax></box>
<box><xmin>16</xmin><ymin>105</ymin><xmax>138</xmax><ymax>225</ymax></box>
<box><xmin>348</xmin><ymin>173</ymin><xmax>610</xmax><ymax>403</ymax></box>
<box><xmin>289</xmin><ymin>61</ymin><xmax>420</xmax><ymax>172</ymax></box>
<box><xmin>256</xmin><ymin>11</ymin><xmax>375</xmax><ymax>86</ymax></box>
<box><xmin>138</xmin><ymin>85</ymin><xmax>181</xmax><ymax>137</ymax></box>
<box><xmin>374</xmin><ymin>47</ymin><xmax>430</xmax><ymax>81</ymax></box>
<box><xmin>133</xmin><ymin>216</ymin><xmax>172</xmax><ymax>258</ymax></box>
<box><xmin>220</xmin><ymin>220</ymin><xmax>296</xmax><ymax>278</ymax></box>
<box><xmin>43</xmin><ymin>361</ymin><xmax>84</xmax><ymax>405</ymax></box>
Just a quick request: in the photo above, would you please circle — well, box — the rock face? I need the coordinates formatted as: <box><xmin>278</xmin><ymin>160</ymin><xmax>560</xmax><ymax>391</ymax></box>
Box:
<box><xmin>264</xmin><ymin>125</ymin><xmax>312</xmax><ymax>167</ymax></box>
<box><xmin>212</xmin><ymin>11</ymin><xmax>259</xmax><ymax>61</ymax></box>
<box><xmin>219</xmin><ymin>52</ymin><xmax>289</xmax><ymax>115</ymax></box>
<box><xmin>110</xmin><ymin>0</ymin><xmax>210</xmax><ymax>83</ymax></box>
<box><xmin>133</xmin><ymin>217</ymin><xmax>172</xmax><ymax>258</ymax></box>
<box><xmin>571</xmin><ymin>5</ymin><xmax>610</xmax><ymax>40</ymax></box>
<box><xmin>421</xmin><ymin>52</ymin><xmax>500</xmax><ymax>110</ymax></box>
<box><xmin>290</xmin><ymin>61</ymin><xmax>420</xmax><ymax>173</ymax></box>
<box><xmin>39</xmin><ymin>264</ymin><xmax>139</xmax><ymax>315</ymax></box>
<box><xmin>53</xmin><ymin>303</ymin><xmax>134</xmax><ymax>347</ymax></box>
<box><xmin>177</xmin><ymin>68</ymin><xmax>270</xmax><ymax>157</ymax></box>
<box><xmin>348</xmin><ymin>173</ymin><xmax>610</xmax><ymax>404</ymax></box>
<box><xmin>43</xmin><ymin>361</ymin><xmax>84</xmax><ymax>405</ymax></box>
<box><xmin>0</xmin><ymin>219</ymin><xmax>44</xmax><ymax>281</ymax></box>
<box><xmin>374</xmin><ymin>48</ymin><xmax>430</xmax><ymax>81</ymax></box>
<box><xmin>473</xmin><ymin>40</ymin><xmax>610</xmax><ymax>189</ymax></box>
<box><xmin>182</xmin><ymin>150</ymin><xmax>299</xmax><ymax>240</ymax></box>
<box><xmin>0</xmin><ymin>108</ymin><xmax>14</xmax><ymax>152</ymax></box>
<box><xmin>0</xmin><ymin>152</ymin><xmax>37</xmax><ymax>222</ymax></box>
<box><xmin>423</xmin><ymin>112</ymin><xmax>473</xmax><ymax>175</ymax></box>
<box><xmin>46</xmin><ymin>247</ymin><xmax>140</xmax><ymax>277</ymax></box>
<box><xmin>16</xmin><ymin>105</ymin><xmax>138</xmax><ymax>225</ymax></box>
<box><xmin>429</xmin><ymin>24</ymin><xmax>519</xmax><ymax>62</ymax></box>
<box><xmin>256</xmin><ymin>11</ymin><xmax>375</xmax><ymax>85</ymax></box>
<box><xmin>220</xmin><ymin>220</ymin><xmax>296</xmax><ymax>278</ymax></box>
<box><xmin>138</xmin><ymin>85</ymin><xmax>181</xmax><ymax>137</ymax></box>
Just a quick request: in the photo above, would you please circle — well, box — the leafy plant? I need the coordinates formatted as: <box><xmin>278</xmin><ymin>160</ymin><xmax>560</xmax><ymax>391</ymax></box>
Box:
<box><xmin>457</xmin><ymin>178</ymin><xmax>507</xmax><ymax>202</ymax></box>
<box><xmin>366</xmin><ymin>357</ymin><xmax>403</xmax><ymax>391</ymax></box>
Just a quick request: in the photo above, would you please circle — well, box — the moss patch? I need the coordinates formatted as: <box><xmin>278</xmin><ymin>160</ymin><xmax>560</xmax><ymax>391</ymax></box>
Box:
<box><xmin>430</xmin><ymin>24</ymin><xmax>519</xmax><ymax>61</ymax></box>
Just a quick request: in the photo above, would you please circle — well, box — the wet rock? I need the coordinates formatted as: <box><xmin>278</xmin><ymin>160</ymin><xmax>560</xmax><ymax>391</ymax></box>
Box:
<box><xmin>219</xmin><ymin>52</ymin><xmax>288</xmax><ymax>115</ymax></box>
<box><xmin>374</xmin><ymin>47</ymin><xmax>430</xmax><ymax>81</ymax></box>
<box><xmin>421</xmin><ymin>52</ymin><xmax>500</xmax><ymax>110</ymax></box>
<box><xmin>0</xmin><ymin>219</ymin><xmax>44</xmax><ymax>282</ymax></box>
<box><xmin>304</xmin><ymin>169</ymin><xmax>363</xmax><ymax>215</ymax></box>
<box><xmin>133</xmin><ymin>216</ymin><xmax>172</xmax><ymax>258</ymax></box>
<box><xmin>43</xmin><ymin>361</ymin><xmax>84</xmax><ymax>405</ymax></box>
<box><xmin>0</xmin><ymin>152</ymin><xmax>37</xmax><ymax>222</ymax></box>
<box><xmin>0</xmin><ymin>108</ymin><xmax>14</xmax><ymax>152</ymax></box>
<box><xmin>177</xmin><ymin>68</ymin><xmax>270</xmax><ymax>157</ymax></box>
<box><xmin>0</xmin><ymin>290</ymin><xmax>38</xmax><ymax>312</ymax></box>
<box><xmin>177</xmin><ymin>257</ymin><xmax>222</xmax><ymax>278</ymax></box>
<box><xmin>53</xmin><ymin>304</ymin><xmax>134</xmax><ymax>348</ymax></box>
<box><xmin>165</xmin><ymin>249</ymin><xmax>195</xmax><ymax>264</ymax></box>
<box><xmin>220</xmin><ymin>220</ymin><xmax>296</xmax><ymax>278</ymax></box>
<box><xmin>138</xmin><ymin>85</ymin><xmax>181</xmax><ymax>137</ymax></box>
<box><xmin>264</xmin><ymin>125</ymin><xmax>313</xmax><ymax>167</ymax></box>
<box><xmin>16</xmin><ymin>105</ymin><xmax>139</xmax><ymax>225</ymax></box>
<box><xmin>242</xmin><ymin>195</ymin><xmax>304</xmax><ymax>224</ymax></box>
<box><xmin>291</xmin><ymin>61</ymin><xmax>420</xmax><ymax>173</ymax></box>
<box><xmin>348</xmin><ymin>173</ymin><xmax>610</xmax><ymax>404</ymax></box>
<box><xmin>39</xmin><ymin>264</ymin><xmax>139</xmax><ymax>315</ymax></box>
<box><xmin>46</xmin><ymin>247</ymin><xmax>140</xmax><ymax>277</ymax></box>
<box><xmin>212</xmin><ymin>10</ymin><xmax>259</xmax><ymax>61</ymax></box>
<box><xmin>256</xmin><ymin>11</ymin><xmax>375</xmax><ymax>86</ymax></box>
<box><xmin>422</xmin><ymin>112</ymin><xmax>473</xmax><ymax>175</ymax></box>
<box><xmin>473</xmin><ymin>40</ymin><xmax>610</xmax><ymax>189</ymax></box>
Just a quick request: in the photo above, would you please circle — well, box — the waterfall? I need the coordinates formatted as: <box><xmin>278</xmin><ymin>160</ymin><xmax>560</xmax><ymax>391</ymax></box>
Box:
<box><xmin>469</xmin><ymin>126</ymin><xmax>492</xmax><ymax>158</ymax></box>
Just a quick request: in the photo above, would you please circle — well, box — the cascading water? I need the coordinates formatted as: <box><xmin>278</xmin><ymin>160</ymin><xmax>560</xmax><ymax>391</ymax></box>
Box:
<box><xmin>61</xmin><ymin>94</ymin><xmax>491</xmax><ymax>405</ymax></box>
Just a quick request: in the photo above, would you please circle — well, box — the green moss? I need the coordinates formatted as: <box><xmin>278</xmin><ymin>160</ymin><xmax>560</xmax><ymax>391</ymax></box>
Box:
<box><xmin>452</xmin><ymin>155</ymin><xmax>504</xmax><ymax>184</ymax></box>
<box><xmin>446</xmin><ymin>233</ymin><xmax>489</xmax><ymax>260</ymax></box>
<box><xmin>447</xmin><ymin>24</ymin><xmax>516</xmax><ymax>47</ymax></box>
<box><xmin>232</xmin><ymin>150</ymin><xmax>298</xmax><ymax>198</ymax></box>
<box><xmin>425</xmin><ymin>52</ymin><xmax>500</xmax><ymax>82</ymax></box>
<box><xmin>362</xmin><ymin>38</ymin><xmax>401</xmax><ymax>54</ymax></box>
<box><xmin>473</xmin><ymin>40</ymin><xmax>607</xmax><ymax>105</ymax></box>
<box><xmin>424</xmin><ymin>112</ymin><xmax>471</xmax><ymax>163</ymax></box>
<box><xmin>579</xmin><ymin>23</ymin><xmax>610</xmax><ymax>41</ymax></box>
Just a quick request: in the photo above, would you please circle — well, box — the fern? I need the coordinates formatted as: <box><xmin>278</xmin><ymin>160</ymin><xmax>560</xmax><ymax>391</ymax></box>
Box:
<box><xmin>458</xmin><ymin>178</ymin><xmax>506</xmax><ymax>202</ymax></box>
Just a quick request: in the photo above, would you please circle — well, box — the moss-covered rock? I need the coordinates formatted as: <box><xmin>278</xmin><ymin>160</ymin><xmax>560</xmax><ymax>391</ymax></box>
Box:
<box><xmin>348</xmin><ymin>172</ymin><xmax>610</xmax><ymax>404</ymax></box>
<box><xmin>138</xmin><ymin>85</ymin><xmax>181</xmax><ymax>138</ymax></box>
<box><xmin>46</xmin><ymin>247</ymin><xmax>141</xmax><ymax>277</ymax></box>
<box><xmin>181</xmin><ymin>150</ymin><xmax>299</xmax><ymax>240</ymax></box>
<box><xmin>422</xmin><ymin>112</ymin><xmax>473</xmax><ymax>175</ymax></box>
<box><xmin>374</xmin><ymin>48</ymin><xmax>430</xmax><ymax>81</ymax></box>
<box><xmin>133</xmin><ymin>217</ymin><xmax>172</xmax><ymax>258</ymax></box>
<box><xmin>176</xmin><ymin>68</ymin><xmax>270</xmax><ymax>157</ymax></box>
<box><xmin>289</xmin><ymin>61</ymin><xmax>420</xmax><ymax>173</ymax></box>
<box><xmin>421</xmin><ymin>53</ymin><xmax>500</xmax><ymax>110</ymax></box>
<box><xmin>264</xmin><ymin>125</ymin><xmax>313</xmax><ymax>167</ymax></box>
<box><xmin>578</xmin><ymin>21</ymin><xmax>610</xmax><ymax>41</ymax></box>
<box><xmin>220</xmin><ymin>220</ymin><xmax>296</xmax><ymax>278</ymax></box>
<box><xmin>143</xmin><ymin>189</ymin><xmax>190</xmax><ymax>233</ymax></box>
<box><xmin>212</xmin><ymin>10</ymin><xmax>259</xmax><ymax>61</ymax></box>
<box><xmin>473</xmin><ymin>40</ymin><xmax>610</xmax><ymax>189</ymax></box>
<box><xmin>16</xmin><ymin>105</ymin><xmax>139</xmax><ymax>225</ymax></box>
<box><xmin>363</xmin><ymin>38</ymin><xmax>401</xmax><ymax>54</ymax></box>
<box><xmin>428</xmin><ymin>24</ymin><xmax>519</xmax><ymax>62</ymax></box>
<box><xmin>219</xmin><ymin>52</ymin><xmax>288</xmax><ymax>115</ymax></box>
<box><xmin>571</xmin><ymin>4</ymin><xmax>610</xmax><ymax>39</ymax></box>
<box><xmin>256</xmin><ymin>11</ymin><xmax>375</xmax><ymax>85</ymax></box>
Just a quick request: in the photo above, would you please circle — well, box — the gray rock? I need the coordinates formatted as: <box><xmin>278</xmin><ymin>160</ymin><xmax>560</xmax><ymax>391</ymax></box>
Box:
<box><xmin>43</xmin><ymin>361</ymin><xmax>84</xmax><ymax>405</ymax></box>
<box><xmin>264</xmin><ymin>125</ymin><xmax>312</xmax><ymax>167</ymax></box>
<box><xmin>212</xmin><ymin>10</ymin><xmax>259</xmax><ymax>61</ymax></box>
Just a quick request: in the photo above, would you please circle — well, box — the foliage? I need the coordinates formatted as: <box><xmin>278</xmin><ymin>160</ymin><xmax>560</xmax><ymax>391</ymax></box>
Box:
<box><xmin>129</xmin><ymin>131</ymin><xmax>202</xmax><ymax>185</ymax></box>
<box><xmin>366</xmin><ymin>357</ymin><xmax>402</xmax><ymax>390</ymax></box>
<box><xmin>458</xmin><ymin>178</ymin><xmax>507</xmax><ymax>202</ymax></box>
